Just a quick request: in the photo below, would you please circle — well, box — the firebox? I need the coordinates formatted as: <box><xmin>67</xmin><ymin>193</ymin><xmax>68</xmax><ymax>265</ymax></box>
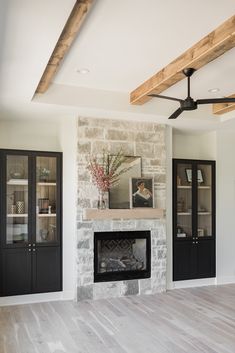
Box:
<box><xmin>94</xmin><ymin>230</ymin><xmax>151</xmax><ymax>282</ymax></box>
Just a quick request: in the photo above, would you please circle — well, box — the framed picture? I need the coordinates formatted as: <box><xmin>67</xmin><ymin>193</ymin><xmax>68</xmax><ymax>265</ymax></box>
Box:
<box><xmin>185</xmin><ymin>169</ymin><xmax>204</xmax><ymax>183</ymax></box>
<box><xmin>130</xmin><ymin>177</ymin><xmax>154</xmax><ymax>208</ymax></box>
<box><xmin>197</xmin><ymin>228</ymin><xmax>204</xmax><ymax>237</ymax></box>
<box><xmin>185</xmin><ymin>169</ymin><xmax>192</xmax><ymax>183</ymax></box>
<box><xmin>109</xmin><ymin>156</ymin><xmax>141</xmax><ymax>209</ymax></box>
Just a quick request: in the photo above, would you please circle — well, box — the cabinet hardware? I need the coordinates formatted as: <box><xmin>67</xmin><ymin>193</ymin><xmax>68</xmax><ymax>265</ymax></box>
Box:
<box><xmin>28</xmin><ymin>244</ymin><xmax>32</xmax><ymax>247</ymax></box>
<box><xmin>28</xmin><ymin>249</ymin><xmax>32</xmax><ymax>252</ymax></box>
<box><xmin>196</xmin><ymin>241</ymin><xmax>198</xmax><ymax>244</ymax></box>
<box><xmin>192</xmin><ymin>242</ymin><xmax>195</xmax><ymax>244</ymax></box>
<box><xmin>32</xmin><ymin>249</ymin><xmax>36</xmax><ymax>252</ymax></box>
<box><xmin>32</xmin><ymin>244</ymin><xmax>36</xmax><ymax>247</ymax></box>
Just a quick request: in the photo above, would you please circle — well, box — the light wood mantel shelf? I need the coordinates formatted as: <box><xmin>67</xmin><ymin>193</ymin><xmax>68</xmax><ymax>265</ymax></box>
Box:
<box><xmin>83</xmin><ymin>208</ymin><xmax>165</xmax><ymax>220</ymax></box>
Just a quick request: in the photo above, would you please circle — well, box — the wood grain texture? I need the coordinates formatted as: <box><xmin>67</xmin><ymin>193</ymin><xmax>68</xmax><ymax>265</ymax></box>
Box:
<box><xmin>130</xmin><ymin>15</ymin><xmax>235</xmax><ymax>105</ymax></box>
<box><xmin>213</xmin><ymin>93</ymin><xmax>235</xmax><ymax>115</ymax></box>
<box><xmin>83</xmin><ymin>208</ymin><xmax>165</xmax><ymax>220</ymax></box>
<box><xmin>36</xmin><ymin>0</ymin><xmax>95</xmax><ymax>94</ymax></box>
<box><xmin>1</xmin><ymin>284</ymin><xmax>235</xmax><ymax>352</ymax></box>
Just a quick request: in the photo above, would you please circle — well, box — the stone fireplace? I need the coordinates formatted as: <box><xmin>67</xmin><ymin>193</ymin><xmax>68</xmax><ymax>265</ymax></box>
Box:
<box><xmin>94</xmin><ymin>230</ymin><xmax>151</xmax><ymax>282</ymax></box>
<box><xmin>77</xmin><ymin>117</ymin><xmax>166</xmax><ymax>301</ymax></box>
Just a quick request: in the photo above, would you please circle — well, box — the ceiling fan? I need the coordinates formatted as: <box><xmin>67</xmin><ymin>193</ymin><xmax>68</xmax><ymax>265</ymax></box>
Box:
<box><xmin>148</xmin><ymin>68</ymin><xmax>235</xmax><ymax>119</ymax></box>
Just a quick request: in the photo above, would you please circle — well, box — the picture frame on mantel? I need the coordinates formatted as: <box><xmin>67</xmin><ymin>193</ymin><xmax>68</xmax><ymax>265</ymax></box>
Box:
<box><xmin>130</xmin><ymin>177</ymin><xmax>154</xmax><ymax>208</ymax></box>
<box><xmin>109</xmin><ymin>156</ymin><xmax>141</xmax><ymax>209</ymax></box>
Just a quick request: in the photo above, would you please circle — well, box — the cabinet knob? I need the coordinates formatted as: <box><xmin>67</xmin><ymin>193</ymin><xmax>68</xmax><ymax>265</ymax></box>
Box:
<box><xmin>28</xmin><ymin>244</ymin><xmax>32</xmax><ymax>247</ymax></box>
<box><xmin>32</xmin><ymin>244</ymin><xmax>36</xmax><ymax>247</ymax></box>
<box><xmin>32</xmin><ymin>249</ymin><xmax>36</xmax><ymax>252</ymax></box>
<box><xmin>192</xmin><ymin>242</ymin><xmax>195</xmax><ymax>244</ymax></box>
<box><xmin>28</xmin><ymin>249</ymin><xmax>32</xmax><ymax>252</ymax></box>
<box><xmin>196</xmin><ymin>241</ymin><xmax>198</xmax><ymax>244</ymax></box>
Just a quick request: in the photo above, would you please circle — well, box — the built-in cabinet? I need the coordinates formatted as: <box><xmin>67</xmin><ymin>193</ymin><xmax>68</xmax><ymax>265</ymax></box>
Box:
<box><xmin>0</xmin><ymin>150</ymin><xmax>62</xmax><ymax>296</ymax></box>
<box><xmin>173</xmin><ymin>159</ymin><xmax>215</xmax><ymax>281</ymax></box>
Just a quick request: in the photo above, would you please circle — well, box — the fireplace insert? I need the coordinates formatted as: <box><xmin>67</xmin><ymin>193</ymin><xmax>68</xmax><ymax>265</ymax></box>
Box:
<box><xmin>94</xmin><ymin>230</ymin><xmax>151</xmax><ymax>282</ymax></box>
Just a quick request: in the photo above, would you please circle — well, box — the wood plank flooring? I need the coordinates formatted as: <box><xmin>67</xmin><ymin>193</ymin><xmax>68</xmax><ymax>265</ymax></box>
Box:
<box><xmin>0</xmin><ymin>284</ymin><xmax>235</xmax><ymax>353</ymax></box>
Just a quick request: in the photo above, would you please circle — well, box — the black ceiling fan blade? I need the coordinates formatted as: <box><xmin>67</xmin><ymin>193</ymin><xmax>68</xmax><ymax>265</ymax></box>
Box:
<box><xmin>197</xmin><ymin>98</ymin><xmax>235</xmax><ymax>105</ymax></box>
<box><xmin>148</xmin><ymin>94</ymin><xmax>183</xmax><ymax>103</ymax></box>
<box><xmin>168</xmin><ymin>108</ymin><xmax>183</xmax><ymax>119</ymax></box>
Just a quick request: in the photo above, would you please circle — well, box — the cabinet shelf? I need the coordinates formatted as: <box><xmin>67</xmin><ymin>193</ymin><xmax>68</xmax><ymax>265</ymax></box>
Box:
<box><xmin>7</xmin><ymin>179</ymin><xmax>28</xmax><ymax>186</ymax></box>
<box><xmin>37</xmin><ymin>182</ymin><xmax>56</xmax><ymax>186</ymax></box>
<box><xmin>37</xmin><ymin>213</ymin><xmax>56</xmax><ymax>218</ymax></box>
<box><xmin>7</xmin><ymin>214</ymin><xmax>28</xmax><ymax>218</ymax></box>
<box><xmin>177</xmin><ymin>185</ymin><xmax>211</xmax><ymax>189</ymax></box>
<box><xmin>177</xmin><ymin>212</ymin><xmax>211</xmax><ymax>216</ymax></box>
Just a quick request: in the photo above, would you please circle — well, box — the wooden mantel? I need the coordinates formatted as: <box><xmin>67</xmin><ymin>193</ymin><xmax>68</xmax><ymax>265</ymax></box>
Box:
<box><xmin>83</xmin><ymin>208</ymin><xmax>165</xmax><ymax>220</ymax></box>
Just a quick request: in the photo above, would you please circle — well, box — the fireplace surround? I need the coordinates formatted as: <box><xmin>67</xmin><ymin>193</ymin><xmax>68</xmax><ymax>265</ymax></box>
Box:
<box><xmin>94</xmin><ymin>230</ymin><xmax>151</xmax><ymax>282</ymax></box>
<box><xmin>77</xmin><ymin>117</ymin><xmax>166</xmax><ymax>301</ymax></box>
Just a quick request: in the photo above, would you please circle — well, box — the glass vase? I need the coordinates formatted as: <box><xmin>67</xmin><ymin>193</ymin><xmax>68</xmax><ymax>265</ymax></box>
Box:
<box><xmin>97</xmin><ymin>191</ymin><xmax>106</xmax><ymax>210</ymax></box>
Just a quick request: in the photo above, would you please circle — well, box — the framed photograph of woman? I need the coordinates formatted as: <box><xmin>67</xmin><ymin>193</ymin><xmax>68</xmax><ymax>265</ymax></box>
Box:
<box><xmin>130</xmin><ymin>177</ymin><xmax>154</xmax><ymax>208</ymax></box>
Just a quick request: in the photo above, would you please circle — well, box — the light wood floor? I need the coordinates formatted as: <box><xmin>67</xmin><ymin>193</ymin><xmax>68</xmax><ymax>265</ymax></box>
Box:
<box><xmin>0</xmin><ymin>284</ymin><xmax>235</xmax><ymax>353</ymax></box>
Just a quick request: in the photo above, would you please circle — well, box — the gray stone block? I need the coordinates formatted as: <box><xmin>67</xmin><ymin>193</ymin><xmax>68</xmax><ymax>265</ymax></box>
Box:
<box><xmin>109</xmin><ymin>142</ymin><xmax>134</xmax><ymax>155</ymax></box>
<box><xmin>78</xmin><ymin>117</ymin><xmax>89</xmax><ymax>126</ymax></box>
<box><xmin>77</xmin><ymin>198</ymin><xmax>91</xmax><ymax>209</ymax></box>
<box><xmin>77</xmin><ymin>285</ymin><xmax>93</xmax><ymax>301</ymax></box>
<box><xmin>106</xmin><ymin>129</ymin><xmax>130</xmax><ymax>141</ymax></box>
<box><xmin>77</xmin><ymin>141</ymin><xmax>91</xmax><ymax>154</ymax></box>
<box><xmin>123</xmin><ymin>280</ymin><xmax>139</xmax><ymax>296</ymax></box>
<box><xmin>77</xmin><ymin>239</ymin><xmax>90</xmax><ymax>249</ymax></box>
<box><xmin>84</xmin><ymin>127</ymin><xmax>104</xmax><ymax>139</ymax></box>
<box><xmin>77</xmin><ymin>222</ymin><xmax>92</xmax><ymax>230</ymax></box>
<box><xmin>136</xmin><ymin>143</ymin><xmax>155</xmax><ymax>158</ymax></box>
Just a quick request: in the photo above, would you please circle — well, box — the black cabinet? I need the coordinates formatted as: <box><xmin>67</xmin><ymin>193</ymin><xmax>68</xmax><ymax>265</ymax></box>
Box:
<box><xmin>0</xmin><ymin>149</ymin><xmax>62</xmax><ymax>296</ymax></box>
<box><xmin>173</xmin><ymin>159</ymin><xmax>215</xmax><ymax>281</ymax></box>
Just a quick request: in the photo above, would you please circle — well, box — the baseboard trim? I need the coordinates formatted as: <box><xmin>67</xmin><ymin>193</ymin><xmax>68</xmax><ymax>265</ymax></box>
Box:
<box><xmin>168</xmin><ymin>277</ymin><xmax>217</xmax><ymax>290</ymax></box>
<box><xmin>216</xmin><ymin>276</ymin><xmax>235</xmax><ymax>285</ymax></box>
<box><xmin>0</xmin><ymin>290</ymin><xmax>75</xmax><ymax>306</ymax></box>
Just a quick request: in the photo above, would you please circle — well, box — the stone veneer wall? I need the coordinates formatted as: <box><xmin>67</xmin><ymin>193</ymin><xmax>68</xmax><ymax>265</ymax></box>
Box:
<box><xmin>77</xmin><ymin>117</ymin><xmax>167</xmax><ymax>301</ymax></box>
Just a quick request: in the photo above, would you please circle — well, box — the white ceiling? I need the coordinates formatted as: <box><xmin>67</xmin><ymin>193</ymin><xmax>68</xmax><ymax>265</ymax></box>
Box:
<box><xmin>0</xmin><ymin>0</ymin><xmax>235</xmax><ymax>131</ymax></box>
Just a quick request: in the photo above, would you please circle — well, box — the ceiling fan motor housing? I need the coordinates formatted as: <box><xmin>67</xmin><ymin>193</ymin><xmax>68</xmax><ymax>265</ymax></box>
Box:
<box><xmin>181</xmin><ymin>97</ymin><xmax>197</xmax><ymax>110</ymax></box>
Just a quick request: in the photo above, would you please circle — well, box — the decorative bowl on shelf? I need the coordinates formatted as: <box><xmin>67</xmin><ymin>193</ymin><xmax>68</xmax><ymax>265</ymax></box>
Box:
<box><xmin>10</xmin><ymin>166</ymin><xmax>24</xmax><ymax>179</ymax></box>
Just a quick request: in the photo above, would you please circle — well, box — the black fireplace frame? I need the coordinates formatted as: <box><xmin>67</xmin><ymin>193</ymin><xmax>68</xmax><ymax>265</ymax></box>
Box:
<box><xmin>94</xmin><ymin>230</ymin><xmax>151</xmax><ymax>283</ymax></box>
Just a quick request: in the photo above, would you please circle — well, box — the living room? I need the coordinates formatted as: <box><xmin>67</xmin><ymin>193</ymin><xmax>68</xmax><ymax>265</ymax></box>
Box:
<box><xmin>0</xmin><ymin>1</ymin><xmax>235</xmax><ymax>352</ymax></box>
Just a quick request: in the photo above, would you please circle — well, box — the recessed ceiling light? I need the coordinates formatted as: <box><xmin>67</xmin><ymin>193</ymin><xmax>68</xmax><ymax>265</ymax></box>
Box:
<box><xmin>76</xmin><ymin>68</ymin><xmax>90</xmax><ymax>74</ymax></box>
<box><xmin>208</xmin><ymin>88</ymin><xmax>220</xmax><ymax>93</ymax></box>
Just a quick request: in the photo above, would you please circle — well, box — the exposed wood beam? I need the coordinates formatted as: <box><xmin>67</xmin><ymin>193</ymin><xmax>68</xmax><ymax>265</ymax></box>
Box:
<box><xmin>130</xmin><ymin>15</ymin><xmax>235</xmax><ymax>105</ymax></box>
<box><xmin>212</xmin><ymin>93</ymin><xmax>235</xmax><ymax>115</ymax></box>
<box><xmin>36</xmin><ymin>0</ymin><xmax>95</xmax><ymax>94</ymax></box>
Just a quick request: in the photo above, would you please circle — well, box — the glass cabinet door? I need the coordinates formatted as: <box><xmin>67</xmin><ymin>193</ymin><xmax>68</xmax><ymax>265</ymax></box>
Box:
<box><xmin>175</xmin><ymin>162</ymin><xmax>193</xmax><ymax>238</ymax></box>
<box><xmin>6</xmin><ymin>155</ymin><xmax>29</xmax><ymax>245</ymax></box>
<box><xmin>36</xmin><ymin>156</ymin><xmax>58</xmax><ymax>244</ymax></box>
<box><xmin>197</xmin><ymin>164</ymin><xmax>212</xmax><ymax>237</ymax></box>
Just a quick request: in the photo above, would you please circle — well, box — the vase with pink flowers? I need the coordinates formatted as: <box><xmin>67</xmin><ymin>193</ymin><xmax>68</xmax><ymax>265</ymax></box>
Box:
<box><xmin>87</xmin><ymin>149</ymin><xmax>130</xmax><ymax>209</ymax></box>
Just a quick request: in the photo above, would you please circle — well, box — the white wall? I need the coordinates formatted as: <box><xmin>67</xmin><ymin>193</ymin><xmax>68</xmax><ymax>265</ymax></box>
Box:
<box><xmin>0</xmin><ymin>120</ymin><xmax>61</xmax><ymax>151</ymax></box>
<box><xmin>0</xmin><ymin>117</ymin><xmax>77</xmax><ymax>304</ymax></box>
<box><xmin>173</xmin><ymin>131</ymin><xmax>216</xmax><ymax>160</ymax></box>
<box><xmin>166</xmin><ymin>126</ymin><xmax>173</xmax><ymax>289</ymax></box>
<box><xmin>216</xmin><ymin>130</ymin><xmax>235</xmax><ymax>283</ymax></box>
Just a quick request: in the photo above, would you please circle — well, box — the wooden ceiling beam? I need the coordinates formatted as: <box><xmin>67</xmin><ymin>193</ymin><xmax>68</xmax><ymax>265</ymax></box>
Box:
<box><xmin>36</xmin><ymin>0</ymin><xmax>95</xmax><ymax>94</ymax></box>
<box><xmin>212</xmin><ymin>93</ymin><xmax>235</xmax><ymax>115</ymax></box>
<box><xmin>130</xmin><ymin>15</ymin><xmax>235</xmax><ymax>105</ymax></box>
